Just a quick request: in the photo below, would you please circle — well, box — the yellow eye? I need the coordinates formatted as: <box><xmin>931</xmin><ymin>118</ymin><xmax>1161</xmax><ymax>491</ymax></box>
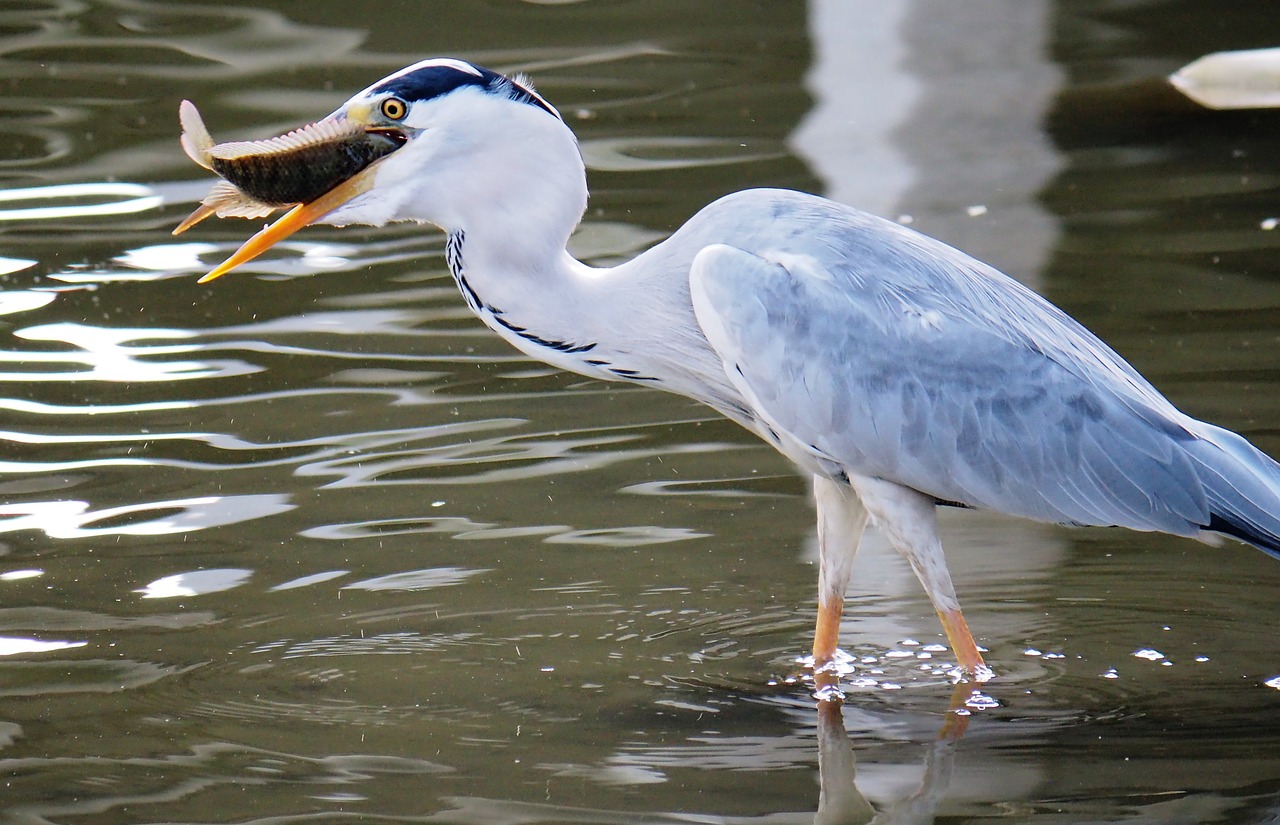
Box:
<box><xmin>380</xmin><ymin>97</ymin><xmax>408</xmax><ymax>121</ymax></box>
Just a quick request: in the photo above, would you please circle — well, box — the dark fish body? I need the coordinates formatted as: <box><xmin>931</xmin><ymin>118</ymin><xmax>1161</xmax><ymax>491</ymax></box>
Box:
<box><xmin>209</xmin><ymin>129</ymin><xmax>403</xmax><ymax>206</ymax></box>
<box><xmin>175</xmin><ymin>100</ymin><xmax>406</xmax><ymax>230</ymax></box>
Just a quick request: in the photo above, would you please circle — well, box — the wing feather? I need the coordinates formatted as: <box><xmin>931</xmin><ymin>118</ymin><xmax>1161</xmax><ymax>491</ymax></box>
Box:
<box><xmin>686</xmin><ymin>197</ymin><xmax>1211</xmax><ymax>535</ymax></box>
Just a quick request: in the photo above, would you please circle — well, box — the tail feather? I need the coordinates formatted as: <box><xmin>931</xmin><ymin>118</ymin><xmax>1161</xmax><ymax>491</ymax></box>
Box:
<box><xmin>1187</xmin><ymin>423</ymin><xmax>1280</xmax><ymax>560</ymax></box>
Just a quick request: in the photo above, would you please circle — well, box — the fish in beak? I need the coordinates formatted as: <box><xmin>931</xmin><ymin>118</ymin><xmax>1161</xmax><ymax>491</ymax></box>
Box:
<box><xmin>173</xmin><ymin>100</ymin><xmax>406</xmax><ymax>283</ymax></box>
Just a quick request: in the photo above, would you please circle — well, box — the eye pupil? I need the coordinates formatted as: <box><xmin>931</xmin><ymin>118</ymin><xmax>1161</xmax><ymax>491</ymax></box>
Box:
<box><xmin>381</xmin><ymin>98</ymin><xmax>407</xmax><ymax>120</ymax></box>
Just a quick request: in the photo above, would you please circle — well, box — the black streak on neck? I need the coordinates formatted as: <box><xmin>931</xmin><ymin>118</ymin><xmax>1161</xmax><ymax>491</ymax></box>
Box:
<box><xmin>445</xmin><ymin>230</ymin><xmax>598</xmax><ymax>355</ymax></box>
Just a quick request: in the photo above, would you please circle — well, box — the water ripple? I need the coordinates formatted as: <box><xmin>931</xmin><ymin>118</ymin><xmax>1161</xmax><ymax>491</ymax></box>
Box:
<box><xmin>297</xmin><ymin>424</ymin><xmax>740</xmax><ymax>488</ymax></box>
<box><xmin>0</xmin><ymin>658</ymin><xmax>196</xmax><ymax>696</ymax></box>
<box><xmin>0</xmin><ymin>493</ymin><xmax>293</xmax><ymax>539</ymax></box>
<box><xmin>1</xmin><ymin>6</ymin><xmax>1276</xmax><ymax>823</ymax></box>
<box><xmin>303</xmin><ymin>517</ymin><xmax>707</xmax><ymax>549</ymax></box>
<box><xmin>253</xmin><ymin>631</ymin><xmax>480</xmax><ymax>658</ymax></box>
<box><xmin>137</xmin><ymin>568</ymin><xmax>254</xmax><ymax>599</ymax></box>
<box><xmin>581</xmin><ymin>136</ymin><xmax>782</xmax><ymax>172</ymax></box>
<box><xmin>0</xmin><ymin>182</ymin><xmax>162</xmax><ymax>222</ymax></box>
<box><xmin>0</xmin><ymin>2</ymin><xmax>365</xmax><ymax>81</ymax></box>
<box><xmin>0</xmin><ymin>291</ymin><xmax>54</xmax><ymax>315</ymax></box>
<box><xmin>0</xmin><ymin>741</ymin><xmax>449</xmax><ymax>825</ymax></box>
<box><xmin>0</xmin><ymin>605</ymin><xmax>215</xmax><ymax>632</ymax></box>
<box><xmin>343</xmin><ymin>568</ymin><xmax>490</xmax><ymax>592</ymax></box>
<box><xmin>3</xmin><ymin>322</ymin><xmax>253</xmax><ymax>383</ymax></box>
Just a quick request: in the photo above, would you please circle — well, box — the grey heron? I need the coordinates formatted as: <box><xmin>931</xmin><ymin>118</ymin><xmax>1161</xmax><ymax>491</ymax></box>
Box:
<box><xmin>175</xmin><ymin>58</ymin><xmax>1280</xmax><ymax>685</ymax></box>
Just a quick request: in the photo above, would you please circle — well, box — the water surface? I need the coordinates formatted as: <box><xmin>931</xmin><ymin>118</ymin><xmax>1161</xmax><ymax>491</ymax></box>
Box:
<box><xmin>1</xmin><ymin>1</ymin><xmax>1279</xmax><ymax>823</ymax></box>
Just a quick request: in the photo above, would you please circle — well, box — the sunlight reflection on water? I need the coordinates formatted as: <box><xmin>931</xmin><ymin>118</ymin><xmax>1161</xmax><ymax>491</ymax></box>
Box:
<box><xmin>136</xmin><ymin>568</ymin><xmax>254</xmax><ymax>598</ymax></box>
<box><xmin>0</xmin><ymin>1</ymin><xmax>1277</xmax><ymax>823</ymax></box>
<box><xmin>0</xmin><ymin>182</ymin><xmax>162</xmax><ymax>222</ymax></box>
<box><xmin>4</xmin><ymin>322</ymin><xmax>243</xmax><ymax>383</ymax></box>
<box><xmin>0</xmin><ymin>494</ymin><xmax>293</xmax><ymax>539</ymax></box>
<box><xmin>0</xmin><ymin>636</ymin><xmax>86</xmax><ymax>656</ymax></box>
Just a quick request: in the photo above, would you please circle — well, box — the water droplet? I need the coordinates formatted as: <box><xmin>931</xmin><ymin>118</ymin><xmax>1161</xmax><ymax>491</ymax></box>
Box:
<box><xmin>805</xmin><ymin>649</ymin><xmax>858</xmax><ymax>677</ymax></box>
<box><xmin>964</xmin><ymin>691</ymin><xmax>1001</xmax><ymax>710</ymax></box>
<box><xmin>1133</xmin><ymin>648</ymin><xmax>1164</xmax><ymax>661</ymax></box>
<box><xmin>814</xmin><ymin>683</ymin><xmax>845</xmax><ymax>703</ymax></box>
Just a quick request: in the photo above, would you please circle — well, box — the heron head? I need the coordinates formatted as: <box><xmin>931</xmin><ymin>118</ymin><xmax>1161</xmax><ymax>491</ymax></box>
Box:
<box><xmin>179</xmin><ymin>58</ymin><xmax>583</xmax><ymax>282</ymax></box>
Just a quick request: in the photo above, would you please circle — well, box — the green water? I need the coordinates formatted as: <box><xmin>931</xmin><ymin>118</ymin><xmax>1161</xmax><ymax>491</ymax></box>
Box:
<box><xmin>0</xmin><ymin>1</ymin><xmax>1278</xmax><ymax>822</ymax></box>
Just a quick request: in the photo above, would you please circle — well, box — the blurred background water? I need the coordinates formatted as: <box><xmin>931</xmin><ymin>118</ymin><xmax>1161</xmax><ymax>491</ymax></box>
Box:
<box><xmin>1</xmin><ymin>1</ymin><xmax>1278</xmax><ymax>822</ymax></box>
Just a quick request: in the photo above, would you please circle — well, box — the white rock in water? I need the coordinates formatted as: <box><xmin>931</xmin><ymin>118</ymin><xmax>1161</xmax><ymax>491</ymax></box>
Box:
<box><xmin>1170</xmin><ymin>47</ymin><xmax>1280</xmax><ymax>110</ymax></box>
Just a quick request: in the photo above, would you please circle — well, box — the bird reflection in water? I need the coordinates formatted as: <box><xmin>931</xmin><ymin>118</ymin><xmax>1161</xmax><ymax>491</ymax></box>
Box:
<box><xmin>429</xmin><ymin>678</ymin><xmax>985</xmax><ymax>824</ymax></box>
<box><xmin>811</xmin><ymin>671</ymin><xmax>981</xmax><ymax>825</ymax></box>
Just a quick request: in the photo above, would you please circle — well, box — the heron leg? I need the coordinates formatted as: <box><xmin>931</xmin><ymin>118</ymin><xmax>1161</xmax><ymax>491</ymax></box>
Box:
<box><xmin>849</xmin><ymin>477</ymin><xmax>991</xmax><ymax>681</ymax></box>
<box><xmin>936</xmin><ymin>607</ymin><xmax>987</xmax><ymax>680</ymax></box>
<box><xmin>812</xmin><ymin>475</ymin><xmax>868</xmax><ymax>667</ymax></box>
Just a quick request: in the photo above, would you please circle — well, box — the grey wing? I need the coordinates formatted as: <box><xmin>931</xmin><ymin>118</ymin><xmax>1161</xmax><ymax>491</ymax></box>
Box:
<box><xmin>688</xmin><ymin>240</ymin><xmax>1213</xmax><ymax>536</ymax></box>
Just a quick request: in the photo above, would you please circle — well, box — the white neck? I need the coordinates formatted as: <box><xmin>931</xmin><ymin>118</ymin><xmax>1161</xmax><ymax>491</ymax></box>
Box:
<box><xmin>371</xmin><ymin>90</ymin><xmax>746</xmax><ymax>419</ymax></box>
<box><xmin>451</xmin><ymin>216</ymin><xmax>747</xmax><ymax>427</ymax></box>
<box><xmin>429</xmin><ymin>103</ymin><xmax>607</xmax><ymax>373</ymax></box>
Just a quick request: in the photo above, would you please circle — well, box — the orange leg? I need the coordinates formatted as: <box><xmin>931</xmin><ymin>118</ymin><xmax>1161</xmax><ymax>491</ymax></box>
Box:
<box><xmin>843</xmin><ymin>477</ymin><xmax>994</xmax><ymax>683</ymax></box>
<box><xmin>813</xmin><ymin>594</ymin><xmax>844</xmax><ymax>668</ymax></box>
<box><xmin>811</xmin><ymin>475</ymin><xmax>867</xmax><ymax>678</ymax></box>
<box><xmin>936</xmin><ymin>607</ymin><xmax>990</xmax><ymax>681</ymax></box>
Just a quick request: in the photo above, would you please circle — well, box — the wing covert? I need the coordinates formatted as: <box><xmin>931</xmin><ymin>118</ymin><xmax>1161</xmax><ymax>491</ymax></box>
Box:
<box><xmin>689</xmin><ymin>238</ymin><xmax>1210</xmax><ymax>536</ymax></box>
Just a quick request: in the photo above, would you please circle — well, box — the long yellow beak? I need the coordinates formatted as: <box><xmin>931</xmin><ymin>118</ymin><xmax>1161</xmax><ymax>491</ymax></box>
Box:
<box><xmin>194</xmin><ymin>163</ymin><xmax>381</xmax><ymax>284</ymax></box>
